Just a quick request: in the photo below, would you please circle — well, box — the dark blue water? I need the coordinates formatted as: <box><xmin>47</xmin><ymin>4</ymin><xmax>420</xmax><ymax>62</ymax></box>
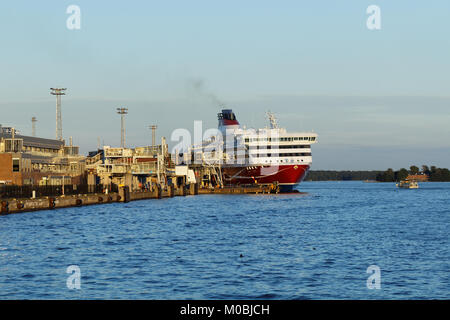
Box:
<box><xmin>0</xmin><ymin>181</ymin><xmax>449</xmax><ymax>299</ymax></box>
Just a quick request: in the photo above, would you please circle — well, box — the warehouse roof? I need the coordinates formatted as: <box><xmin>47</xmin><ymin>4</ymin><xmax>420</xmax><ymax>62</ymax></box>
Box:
<box><xmin>0</xmin><ymin>133</ymin><xmax>65</xmax><ymax>149</ymax></box>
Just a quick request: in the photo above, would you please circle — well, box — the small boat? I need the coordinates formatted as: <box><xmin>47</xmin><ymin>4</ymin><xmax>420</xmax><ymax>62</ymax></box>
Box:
<box><xmin>396</xmin><ymin>180</ymin><xmax>419</xmax><ymax>189</ymax></box>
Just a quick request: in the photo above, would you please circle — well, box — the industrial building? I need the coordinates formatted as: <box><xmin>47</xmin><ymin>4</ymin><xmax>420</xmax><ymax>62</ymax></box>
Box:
<box><xmin>0</xmin><ymin>125</ymin><xmax>85</xmax><ymax>186</ymax></box>
<box><xmin>86</xmin><ymin>138</ymin><xmax>170</xmax><ymax>190</ymax></box>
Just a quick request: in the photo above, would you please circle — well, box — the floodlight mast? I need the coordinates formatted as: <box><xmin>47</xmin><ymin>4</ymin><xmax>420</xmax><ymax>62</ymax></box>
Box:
<box><xmin>149</xmin><ymin>125</ymin><xmax>157</xmax><ymax>149</ymax></box>
<box><xmin>116</xmin><ymin>107</ymin><xmax>128</xmax><ymax>148</ymax></box>
<box><xmin>31</xmin><ymin>117</ymin><xmax>37</xmax><ymax>137</ymax></box>
<box><xmin>50</xmin><ymin>88</ymin><xmax>67</xmax><ymax>141</ymax></box>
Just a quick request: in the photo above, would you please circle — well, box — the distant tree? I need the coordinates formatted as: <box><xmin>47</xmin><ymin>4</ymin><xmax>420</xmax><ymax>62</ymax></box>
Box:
<box><xmin>430</xmin><ymin>168</ymin><xmax>442</xmax><ymax>181</ymax></box>
<box><xmin>373</xmin><ymin>166</ymin><xmax>449</xmax><ymax>182</ymax></box>
<box><xmin>342</xmin><ymin>173</ymin><xmax>353</xmax><ymax>181</ymax></box>
<box><xmin>385</xmin><ymin>168</ymin><xmax>395</xmax><ymax>182</ymax></box>
<box><xmin>306</xmin><ymin>167</ymin><xmax>449</xmax><ymax>182</ymax></box>
<box><xmin>376</xmin><ymin>168</ymin><xmax>396</xmax><ymax>182</ymax></box>
<box><xmin>307</xmin><ymin>171</ymin><xmax>383</xmax><ymax>181</ymax></box>
<box><xmin>410</xmin><ymin>165</ymin><xmax>419</xmax><ymax>175</ymax></box>
<box><xmin>397</xmin><ymin>168</ymin><xmax>409</xmax><ymax>181</ymax></box>
<box><xmin>429</xmin><ymin>166</ymin><xmax>437</xmax><ymax>180</ymax></box>
<box><xmin>425</xmin><ymin>167</ymin><xmax>450</xmax><ymax>182</ymax></box>
<box><xmin>442</xmin><ymin>169</ymin><xmax>450</xmax><ymax>181</ymax></box>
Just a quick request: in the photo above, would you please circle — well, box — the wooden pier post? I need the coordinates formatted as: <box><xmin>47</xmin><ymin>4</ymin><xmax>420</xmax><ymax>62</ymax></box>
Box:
<box><xmin>119</xmin><ymin>186</ymin><xmax>130</xmax><ymax>203</ymax></box>
<box><xmin>168</xmin><ymin>185</ymin><xmax>175</xmax><ymax>198</ymax></box>
<box><xmin>189</xmin><ymin>183</ymin><xmax>199</xmax><ymax>195</ymax></box>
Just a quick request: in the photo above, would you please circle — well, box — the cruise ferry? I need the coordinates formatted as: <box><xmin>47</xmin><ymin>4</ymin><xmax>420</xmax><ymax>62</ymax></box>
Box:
<box><xmin>190</xmin><ymin>109</ymin><xmax>318</xmax><ymax>192</ymax></box>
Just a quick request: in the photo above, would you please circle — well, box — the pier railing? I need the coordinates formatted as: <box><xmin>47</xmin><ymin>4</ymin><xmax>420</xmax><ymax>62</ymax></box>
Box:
<box><xmin>0</xmin><ymin>184</ymin><xmax>119</xmax><ymax>199</ymax></box>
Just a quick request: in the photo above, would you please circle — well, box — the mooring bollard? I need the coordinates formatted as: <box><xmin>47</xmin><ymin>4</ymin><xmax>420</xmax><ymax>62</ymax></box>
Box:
<box><xmin>16</xmin><ymin>202</ymin><xmax>24</xmax><ymax>210</ymax></box>
<box><xmin>48</xmin><ymin>198</ymin><xmax>56</xmax><ymax>209</ymax></box>
<box><xmin>1</xmin><ymin>201</ymin><xmax>9</xmax><ymax>215</ymax></box>
<box><xmin>119</xmin><ymin>186</ymin><xmax>130</xmax><ymax>203</ymax></box>
<box><xmin>169</xmin><ymin>185</ymin><xmax>175</xmax><ymax>198</ymax></box>
<box><xmin>157</xmin><ymin>185</ymin><xmax>162</xmax><ymax>199</ymax></box>
<box><xmin>177</xmin><ymin>184</ymin><xmax>186</xmax><ymax>196</ymax></box>
<box><xmin>189</xmin><ymin>184</ymin><xmax>195</xmax><ymax>195</ymax></box>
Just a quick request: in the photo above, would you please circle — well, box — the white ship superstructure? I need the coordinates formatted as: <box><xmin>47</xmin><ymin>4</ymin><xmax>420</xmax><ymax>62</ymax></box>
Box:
<box><xmin>189</xmin><ymin>109</ymin><xmax>318</xmax><ymax>192</ymax></box>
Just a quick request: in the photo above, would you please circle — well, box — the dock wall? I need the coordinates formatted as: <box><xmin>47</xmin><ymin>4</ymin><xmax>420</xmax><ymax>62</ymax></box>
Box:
<box><xmin>1</xmin><ymin>193</ymin><xmax>120</xmax><ymax>215</ymax></box>
<box><xmin>0</xmin><ymin>183</ymin><xmax>278</xmax><ymax>216</ymax></box>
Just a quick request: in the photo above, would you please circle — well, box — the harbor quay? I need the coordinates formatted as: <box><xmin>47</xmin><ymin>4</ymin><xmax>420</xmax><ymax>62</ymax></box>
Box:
<box><xmin>0</xmin><ymin>125</ymin><xmax>279</xmax><ymax>215</ymax></box>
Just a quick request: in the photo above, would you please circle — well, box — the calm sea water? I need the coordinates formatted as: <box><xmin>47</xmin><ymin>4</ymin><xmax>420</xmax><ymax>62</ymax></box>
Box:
<box><xmin>0</xmin><ymin>181</ymin><xmax>448</xmax><ymax>299</ymax></box>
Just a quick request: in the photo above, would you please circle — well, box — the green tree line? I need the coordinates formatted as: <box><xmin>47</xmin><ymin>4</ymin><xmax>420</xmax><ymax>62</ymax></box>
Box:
<box><xmin>306</xmin><ymin>165</ymin><xmax>450</xmax><ymax>182</ymax></box>
<box><xmin>375</xmin><ymin>165</ymin><xmax>450</xmax><ymax>182</ymax></box>
<box><xmin>306</xmin><ymin>171</ymin><xmax>383</xmax><ymax>181</ymax></box>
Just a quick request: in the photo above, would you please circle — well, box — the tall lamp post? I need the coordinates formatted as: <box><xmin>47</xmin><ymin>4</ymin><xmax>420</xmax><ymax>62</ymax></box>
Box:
<box><xmin>50</xmin><ymin>88</ymin><xmax>66</xmax><ymax>141</ymax></box>
<box><xmin>116</xmin><ymin>107</ymin><xmax>128</xmax><ymax>148</ymax></box>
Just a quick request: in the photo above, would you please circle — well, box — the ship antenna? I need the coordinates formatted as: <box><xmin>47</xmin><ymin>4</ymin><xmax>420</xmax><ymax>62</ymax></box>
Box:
<box><xmin>266</xmin><ymin>111</ymin><xmax>279</xmax><ymax>129</ymax></box>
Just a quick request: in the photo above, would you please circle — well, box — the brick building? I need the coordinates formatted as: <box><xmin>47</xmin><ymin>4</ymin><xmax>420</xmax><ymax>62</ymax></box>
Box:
<box><xmin>0</xmin><ymin>126</ymin><xmax>86</xmax><ymax>186</ymax></box>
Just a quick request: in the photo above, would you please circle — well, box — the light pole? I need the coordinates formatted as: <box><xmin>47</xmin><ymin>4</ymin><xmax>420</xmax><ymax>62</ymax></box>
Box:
<box><xmin>149</xmin><ymin>125</ymin><xmax>157</xmax><ymax>150</ymax></box>
<box><xmin>31</xmin><ymin>117</ymin><xmax>37</xmax><ymax>137</ymax></box>
<box><xmin>116</xmin><ymin>107</ymin><xmax>128</xmax><ymax>148</ymax></box>
<box><xmin>50</xmin><ymin>88</ymin><xmax>66</xmax><ymax>141</ymax></box>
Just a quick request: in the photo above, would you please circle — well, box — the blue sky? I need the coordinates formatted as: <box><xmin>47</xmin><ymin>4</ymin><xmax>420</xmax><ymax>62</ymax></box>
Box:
<box><xmin>0</xmin><ymin>1</ymin><xmax>449</xmax><ymax>169</ymax></box>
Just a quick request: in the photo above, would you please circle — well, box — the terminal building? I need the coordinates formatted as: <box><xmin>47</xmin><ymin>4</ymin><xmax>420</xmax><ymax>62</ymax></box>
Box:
<box><xmin>0</xmin><ymin>125</ymin><xmax>85</xmax><ymax>186</ymax></box>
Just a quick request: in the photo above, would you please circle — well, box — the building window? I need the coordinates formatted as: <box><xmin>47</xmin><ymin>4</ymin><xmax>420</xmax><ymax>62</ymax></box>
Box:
<box><xmin>12</xmin><ymin>158</ymin><xmax>20</xmax><ymax>172</ymax></box>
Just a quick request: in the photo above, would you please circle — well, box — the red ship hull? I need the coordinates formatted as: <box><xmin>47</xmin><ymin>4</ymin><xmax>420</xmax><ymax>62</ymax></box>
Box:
<box><xmin>222</xmin><ymin>164</ymin><xmax>310</xmax><ymax>192</ymax></box>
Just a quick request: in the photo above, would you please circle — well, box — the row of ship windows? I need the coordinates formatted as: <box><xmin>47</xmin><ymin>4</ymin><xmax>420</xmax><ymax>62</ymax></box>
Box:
<box><xmin>244</xmin><ymin>137</ymin><xmax>316</xmax><ymax>142</ymax></box>
<box><xmin>249</xmin><ymin>153</ymin><xmax>312</xmax><ymax>157</ymax></box>
<box><xmin>272</xmin><ymin>159</ymin><xmax>305</xmax><ymax>163</ymax></box>
<box><xmin>248</xmin><ymin>145</ymin><xmax>311</xmax><ymax>149</ymax></box>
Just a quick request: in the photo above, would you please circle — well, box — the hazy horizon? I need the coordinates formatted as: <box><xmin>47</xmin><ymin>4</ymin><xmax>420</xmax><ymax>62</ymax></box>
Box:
<box><xmin>1</xmin><ymin>1</ymin><xmax>449</xmax><ymax>170</ymax></box>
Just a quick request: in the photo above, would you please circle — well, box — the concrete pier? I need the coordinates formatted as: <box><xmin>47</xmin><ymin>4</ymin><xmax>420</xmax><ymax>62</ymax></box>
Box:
<box><xmin>1</xmin><ymin>193</ymin><xmax>120</xmax><ymax>215</ymax></box>
<box><xmin>0</xmin><ymin>183</ymin><xmax>279</xmax><ymax>215</ymax></box>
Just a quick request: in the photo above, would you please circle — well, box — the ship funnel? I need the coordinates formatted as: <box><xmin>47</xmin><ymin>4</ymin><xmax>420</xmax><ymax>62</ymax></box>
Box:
<box><xmin>217</xmin><ymin>109</ymin><xmax>240</xmax><ymax>131</ymax></box>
